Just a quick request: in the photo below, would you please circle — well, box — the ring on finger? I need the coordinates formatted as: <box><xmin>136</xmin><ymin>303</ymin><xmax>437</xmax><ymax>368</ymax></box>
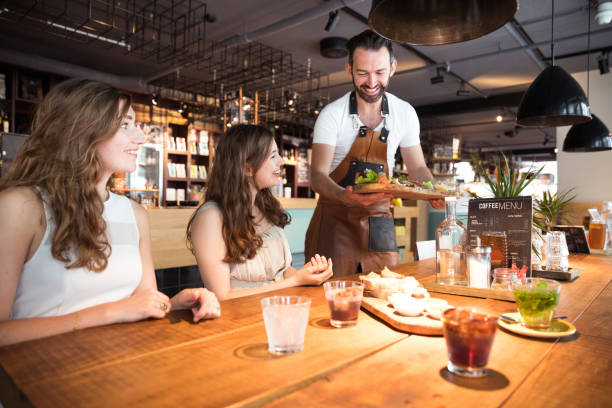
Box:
<box><xmin>160</xmin><ymin>302</ymin><xmax>168</xmax><ymax>312</ymax></box>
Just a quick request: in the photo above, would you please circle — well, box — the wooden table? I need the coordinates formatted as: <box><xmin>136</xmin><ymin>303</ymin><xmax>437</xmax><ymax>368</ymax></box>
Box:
<box><xmin>1</xmin><ymin>254</ymin><xmax>610</xmax><ymax>407</ymax></box>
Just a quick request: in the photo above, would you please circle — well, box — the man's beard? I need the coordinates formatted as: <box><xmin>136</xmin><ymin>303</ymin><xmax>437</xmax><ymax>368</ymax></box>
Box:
<box><xmin>353</xmin><ymin>80</ymin><xmax>387</xmax><ymax>103</ymax></box>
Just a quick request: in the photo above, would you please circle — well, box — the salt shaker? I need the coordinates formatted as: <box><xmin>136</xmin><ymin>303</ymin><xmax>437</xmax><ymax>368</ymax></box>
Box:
<box><xmin>467</xmin><ymin>245</ymin><xmax>492</xmax><ymax>288</ymax></box>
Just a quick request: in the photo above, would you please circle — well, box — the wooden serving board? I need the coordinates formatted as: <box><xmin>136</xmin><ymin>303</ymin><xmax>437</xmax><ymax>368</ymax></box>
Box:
<box><xmin>352</xmin><ymin>183</ymin><xmax>451</xmax><ymax>201</ymax></box>
<box><xmin>422</xmin><ymin>281</ymin><xmax>516</xmax><ymax>302</ymax></box>
<box><xmin>360</xmin><ymin>296</ymin><xmax>443</xmax><ymax>336</ymax></box>
<box><xmin>532</xmin><ymin>267</ymin><xmax>580</xmax><ymax>281</ymax></box>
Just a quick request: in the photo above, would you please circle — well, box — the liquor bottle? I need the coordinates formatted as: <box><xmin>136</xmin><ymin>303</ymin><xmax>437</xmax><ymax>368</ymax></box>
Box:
<box><xmin>436</xmin><ymin>196</ymin><xmax>467</xmax><ymax>285</ymax></box>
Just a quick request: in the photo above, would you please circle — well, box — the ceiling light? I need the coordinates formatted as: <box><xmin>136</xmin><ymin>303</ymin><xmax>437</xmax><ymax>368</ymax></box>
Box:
<box><xmin>456</xmin><ymin>81</ymin><xmax>470</xmax><ymax>97</ymax></box>
<box><xmin>325</xmin><ymin>10</ymin><xmax>340</xmax><ymax>32</ymax></box>
<box><xmin>430</xmin><ymin>67</ymin><xmax>444</xmax><ymax>85</ymax></box>
<box><xmin>320</xmin><ymin>37</ymin><xmax>348</xmax><ymax>59</ymax></box>
<box><xmin>563</xmin><ymin>114</ymin><xmax>612</xmax><ymax>152</ymax></box>
<box><xmin>368</xmin><ymin>0</ymin><xmax>517</xmax><ymax>45</ymax></box>
<box><xmin>517</xmin><ymin>0</ymin><xmax>590</xmax><ymax>126</ymax></box>
<box><xmin>151</xmin><ymin>94</ymin><xmax>159</xmax><ymax>106</ymax></box>
<box><xmin>595</xmin><ymin>1</ymin><xmax>612</xmax><ymax>25</ymax></box>
<box><xmin>496</xmin><ymin>114</ymin><xmax>503</xmax><ymax>122</ymax></box>
<box><xmin>598</xmin><ymin>52</ymin><xmax>610</xmax><ymax>74</ymax></box>
<box><xmin>205</xmin><ymin>13</ymin><xmax>217</xmax><ymax>23</ymax></box>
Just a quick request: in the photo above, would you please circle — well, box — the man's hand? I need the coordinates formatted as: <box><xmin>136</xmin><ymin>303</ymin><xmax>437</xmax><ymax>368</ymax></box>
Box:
<box><xmin>341</xmin><ymin>186</ymin><xmax>392</xmax><ymax>207</ymax></box>
<box><xmin>429</xmin><ymin>198</ymin><xmax>445</xmax><ymax>210</ymax></box>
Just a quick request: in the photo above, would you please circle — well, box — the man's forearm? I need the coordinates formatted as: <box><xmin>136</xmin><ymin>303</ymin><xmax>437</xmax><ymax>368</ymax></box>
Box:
<box><xmin>411</xmin><ymin>165</ymin><xmax>434</xmax><ymax>182</ymax></box>
<box><xmin>311</xmin><ymin>171</ymin><xmax>344</xmax><ymax>202</ymax></box>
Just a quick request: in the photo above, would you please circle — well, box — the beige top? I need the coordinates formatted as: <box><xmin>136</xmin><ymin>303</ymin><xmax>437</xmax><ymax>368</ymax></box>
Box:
<box><xmin>199</xmin><ymin>202</ymin><xmax>292</xmax><ymax>289</ymax></box>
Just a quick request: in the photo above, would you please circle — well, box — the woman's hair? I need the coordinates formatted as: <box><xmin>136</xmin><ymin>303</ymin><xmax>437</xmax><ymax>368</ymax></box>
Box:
<box><xmin>0</xmin><ymin>78</ymin><xmax>131</xmax><ymax>272</ymax></box>
<box><xmin>187</xmin><ymin>124</ymin><xmax>290</xmax><ymax>263</ymax></box>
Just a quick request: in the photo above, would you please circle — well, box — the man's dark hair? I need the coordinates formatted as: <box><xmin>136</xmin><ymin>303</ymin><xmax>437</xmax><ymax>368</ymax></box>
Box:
<box><xmin>347</xmin><ymin>29</ymin><xmax>394</xmax><ymax>67</ymax></box>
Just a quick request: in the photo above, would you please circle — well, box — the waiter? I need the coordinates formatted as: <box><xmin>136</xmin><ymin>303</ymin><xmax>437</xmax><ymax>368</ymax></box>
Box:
<box><xmin>306</xmin><ymin>30</ymin><xmax>444</xmax><ymax>277</ymax></box>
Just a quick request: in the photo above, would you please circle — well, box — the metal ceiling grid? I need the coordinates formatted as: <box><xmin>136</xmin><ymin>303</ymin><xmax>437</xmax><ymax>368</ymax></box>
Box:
<box><xmin>0</xmin><ymin>0</ymin><xmax>210</xmax><ymax>64</ymax></box>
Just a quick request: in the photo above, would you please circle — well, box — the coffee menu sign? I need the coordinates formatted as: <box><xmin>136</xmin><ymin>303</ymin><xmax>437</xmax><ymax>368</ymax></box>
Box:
<box><xmin>467</xmin><ymin>197</ymin><xmax>533</xmax><ymax>271</ymax></box>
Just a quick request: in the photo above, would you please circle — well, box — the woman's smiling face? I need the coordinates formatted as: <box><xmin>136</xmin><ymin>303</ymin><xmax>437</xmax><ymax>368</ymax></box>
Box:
<box><xmin>97</xmin><ymin>105</ymin><xmax>145</xmax><ymax>175</ymax></box>
<box><xmin>253</xmin><ymin>139</ymin><xmax>283</xmax><ymax>190</ymax></box>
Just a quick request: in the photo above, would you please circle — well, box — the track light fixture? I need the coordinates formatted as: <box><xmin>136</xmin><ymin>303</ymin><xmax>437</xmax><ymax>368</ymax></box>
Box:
<box><xmin>598</xmin><ymin>51</ymin><xmax>610</xmax><ymax>74</ymax></box>
<box><xmin>456</xmin><ymin>81</ymin><xmax>470</xmax><ymax>97</ymax></box>
<box><xmin>284</xmin><ymin>91</ymin><xmax>298</xmax><ymax>109</ymax></box>
<box><xmin>430</xmin><ymin>67</ymin><xmax>444</xmax><ymax>85</ymax></box>
<box><xmin>325</xmin><ymin>10</ymin><xmax>340</xmax><ymax>32</ymax></box>
<box><xmin>151</xmin><ymin>94</ymin><xmax>159</xmax><ymax>106</ymax></box>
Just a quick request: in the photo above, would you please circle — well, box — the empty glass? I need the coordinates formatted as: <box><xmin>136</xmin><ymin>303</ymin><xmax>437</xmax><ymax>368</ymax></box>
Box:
<box><xmin>261</xmin><ymin>296</ymin><xmax>311</xmax><ymax>354</ymax></box>
<box><xmin>545</xmin><ymin>231</ymin><xmax>569</xmax><ymax>270</ymax></box>
<box><xmin>491</xmin><ymin>268</ymin><xmax>521</xmax><ymax>290</ymax></box>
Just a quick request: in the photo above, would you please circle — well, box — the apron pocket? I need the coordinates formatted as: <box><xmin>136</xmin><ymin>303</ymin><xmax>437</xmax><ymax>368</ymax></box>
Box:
<box><xmin>368</xmin><ymin>216</ymin><xmax>397</xmax><ymax>252</ymax></box>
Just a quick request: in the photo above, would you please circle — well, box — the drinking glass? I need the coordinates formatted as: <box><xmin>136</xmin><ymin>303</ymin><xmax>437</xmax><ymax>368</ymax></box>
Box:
<box><xmin>442</xmin><ymin>308</ymin><xmax>498</xmax><ymax>378</ymax></box>
<box><xmin>261</xmin><ymin>296</ymin><xmax>311</xmax><ymax>354</ymax></box>
<box><xmin>480</xmin><ymin>231</ymin><xmax>509</xmax><ymax>271</ymax></box>
<box><xmin>545</xmin><ymin>231</ymin><xmax>569</xmax><ymax>270</ymax></box>
<box><xmin>513</xmin><ymin>278</ymin><xmax>561</xmax><ymax>329</ymax></box>
<box><xmin>323</xmin><ymin>281</ymin><xmax>364</xmax><ymax>328</ymax></box>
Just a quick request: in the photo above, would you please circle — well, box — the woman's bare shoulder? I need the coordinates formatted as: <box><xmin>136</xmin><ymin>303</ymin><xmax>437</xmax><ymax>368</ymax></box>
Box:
<box><xmin>192</xmin><ymin>204</ymin><xmax>224</xmax><ymax>232</ymax></box>
<box><xmin>0</xmin><ymin>186</ymin><xmax>43</xmax><ymax>216</ymax></box>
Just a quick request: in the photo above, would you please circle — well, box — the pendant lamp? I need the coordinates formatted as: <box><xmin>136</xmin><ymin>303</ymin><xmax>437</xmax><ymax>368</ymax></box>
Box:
<box><xmin>517</xmin><ymin>0</ymin><xmax>591</xmax><ymax>126</ymax></box>
<box><xmin>562</xmin><ymin>2</ymin><xmax>612</xmax><ymax>152</ymax></box>
<box><xmin>367</xmin><ymin>0</ymin><xmax>517</xmax><ymax>46</ymax></box>
<box><xmin>563</xmin><ymin>114</ymin><xmax>612</xmax><ymax>151</ymax></box>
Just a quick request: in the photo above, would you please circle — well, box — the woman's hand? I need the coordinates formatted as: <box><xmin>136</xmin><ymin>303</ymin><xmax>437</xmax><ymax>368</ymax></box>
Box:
<box><xmin>172</xmin><ymin>288</ymin><xmax>221</xmax><ymax>322</ymax></box>
<box><xmin>295</xmin><ymin>254</ymin><xmax>333</xmax><ymax>286</ymax></box>
<box><xmin>109</xmin><ymin>288</ymin><xmax>171</xmax><ymax>323</ymax></box>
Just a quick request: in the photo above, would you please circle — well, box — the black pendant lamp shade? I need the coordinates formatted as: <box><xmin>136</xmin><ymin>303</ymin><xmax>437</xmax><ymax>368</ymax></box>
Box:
<box><xmin>320</xmin><ymin>37</ymin><xmax>348</xmax><ymax>59</ymax></box>
<box><xmin>563</xmin><ymin>114</ymin><xmax>612</xmax><ymax>152</ymax></box>
<box><xmin>516</xmin><ymin>66</ymin><xmax>591</xmax><ymax>127</ymax></box>
<box><xmin>368</xmin><ymin>0</ymin><xmax>517</xmax><ymax>46</ymax></box>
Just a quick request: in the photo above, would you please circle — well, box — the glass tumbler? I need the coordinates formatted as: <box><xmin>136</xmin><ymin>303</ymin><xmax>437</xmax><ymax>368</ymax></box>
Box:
<box><xmin>442</xmin><ymin>308</ymin><xmax>498</xmax><ymax>378</ymax></box>
<box><xmin>261</xmin><ymin>296</ymin><xmax>311</xmax><ymax>354</ymax></box>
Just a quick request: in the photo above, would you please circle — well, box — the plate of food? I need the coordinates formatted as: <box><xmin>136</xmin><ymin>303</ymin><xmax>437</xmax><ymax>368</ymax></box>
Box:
<box><xmin>358</xmin><ymin>267</ymin><xmax>450</xmax><ymax>335</ymax></box>
<box><xmin>351</xmin><ymin>170</ymin><xmax>455</xmax><ymax>201</ymax></box>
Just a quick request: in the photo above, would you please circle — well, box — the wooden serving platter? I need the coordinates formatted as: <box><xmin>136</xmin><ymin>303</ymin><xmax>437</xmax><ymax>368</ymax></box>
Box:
<box><xmin>422</xmin><ymin>281</ymin><xmax>516</xmax><ymax>302</ymax></box>
<box><xmin>360</xmin><ymin>296</ymin><xmax>443</xmax><ymax>336</ymax></box>
<box><xmin>352</xmin><ymin>183</ymin><xmax>451</xmax><ymax>201</ymax></box>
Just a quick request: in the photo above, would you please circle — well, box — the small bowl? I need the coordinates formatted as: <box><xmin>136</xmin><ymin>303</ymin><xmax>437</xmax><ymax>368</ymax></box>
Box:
<box><xmin>426</xmin><ymin>302</ymin><xmax>454</xmax><ymax>320</ymax></box>
<box><xmin>389</xmin><ymin>293</ymin><xmax>426</xmax><ymax>317</ymax></box>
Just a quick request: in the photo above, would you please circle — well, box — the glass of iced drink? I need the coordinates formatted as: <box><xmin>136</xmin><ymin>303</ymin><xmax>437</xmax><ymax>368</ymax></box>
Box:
<box><xmin>442</xmin><ymin>308</ymin><xmax>498</xmax><ymax>377</ymax></box>
<box><xmin>513</xmin><ymin>278</ymin><xmax>561</xmax><ymax>329</ymax></box>
<box><xmin>261</xmin><ymin>296</ymin><xmax>311</xmax><ymax>354</ymax></box>
<box><xmin>323</xmin><ymin>281</ymin><xmax>364</xmax><ymax>328</ymax></box>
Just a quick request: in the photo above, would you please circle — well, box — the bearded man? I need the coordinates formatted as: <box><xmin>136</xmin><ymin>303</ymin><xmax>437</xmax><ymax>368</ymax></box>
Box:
<box><xmin>305</xmin><ymin>29</ymin><xmax>444</xmax><ymax>277</ymax></box>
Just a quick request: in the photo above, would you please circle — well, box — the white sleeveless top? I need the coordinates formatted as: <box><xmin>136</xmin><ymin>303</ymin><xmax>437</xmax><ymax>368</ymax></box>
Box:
<box><xmin>198</xmin><ymin>201</ymin><xmax>292</xmax><ymax>289</ymax></box>
<box><xmin>10</xmin><ymin>191</ymin><xmax>142</xmax><ymax>319</ymax></box>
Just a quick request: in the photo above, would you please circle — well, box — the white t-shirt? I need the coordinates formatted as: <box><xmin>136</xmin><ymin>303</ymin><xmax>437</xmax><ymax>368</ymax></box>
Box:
<box><xmin>313</xmin><ymin>91</ymin><xmax>420</xmax><ymax>176</ymax></box>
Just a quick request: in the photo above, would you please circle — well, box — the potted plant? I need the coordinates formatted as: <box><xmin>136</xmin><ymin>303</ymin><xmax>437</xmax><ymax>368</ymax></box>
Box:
<box><xmin>533</xmin><ymin>189</ymin><xmax>576</xmax><ymax>233</ymax></box>
<box><xmin>471</xmin><ymin>154</ymin><xmax>543</xmax><ymax>198</ymax></box>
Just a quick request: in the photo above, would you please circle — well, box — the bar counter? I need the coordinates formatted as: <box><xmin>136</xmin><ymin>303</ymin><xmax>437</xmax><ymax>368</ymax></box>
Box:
<box><xmin>1</xmin><ymin>254</ymin><xmax>610</xmax><ymax>407</ymax></box>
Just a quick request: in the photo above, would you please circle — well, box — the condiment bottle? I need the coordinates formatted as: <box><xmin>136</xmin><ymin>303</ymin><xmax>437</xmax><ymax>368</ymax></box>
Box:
<box><xmin>467</xmin><ymin>245</ymin><xmax>491</xmax><ymax>288</ymax></box>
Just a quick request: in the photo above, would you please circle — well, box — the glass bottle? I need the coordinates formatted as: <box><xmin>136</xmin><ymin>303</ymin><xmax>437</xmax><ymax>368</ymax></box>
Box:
<box><xmin>436</xmin><ymin>196</ymin><xmax>467</xmax><ymax>285</ymax></box>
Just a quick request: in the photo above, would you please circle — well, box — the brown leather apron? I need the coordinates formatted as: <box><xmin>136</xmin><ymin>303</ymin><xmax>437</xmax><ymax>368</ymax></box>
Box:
<box><xmin>305</xmin><ymin>92</ymin><xmax>398</xmax><ymax>277</ymax></box>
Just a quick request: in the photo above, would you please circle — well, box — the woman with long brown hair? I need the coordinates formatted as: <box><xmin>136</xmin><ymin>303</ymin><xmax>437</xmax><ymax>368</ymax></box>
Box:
<box><xmin>0</xmin><ymin>78</ymin><xmax>220</xmax><ymax>347</ymax></box>
<box><xmin>187</xmin><ymin>124</ymin><xmax>333</xmax><ymax>300</ymax></box>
